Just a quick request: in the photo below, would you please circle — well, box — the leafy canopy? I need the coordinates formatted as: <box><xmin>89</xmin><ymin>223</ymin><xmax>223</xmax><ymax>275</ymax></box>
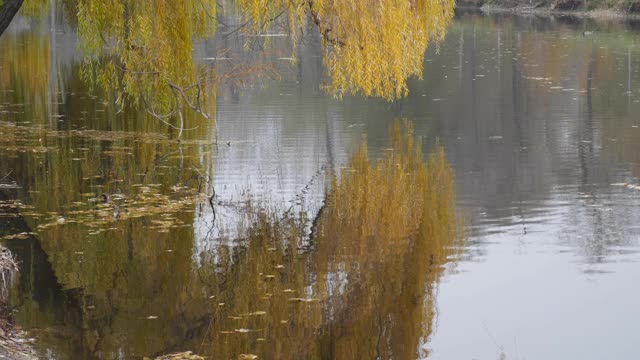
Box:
<box><xmin>14</xmin><ymin>0</ymin><xmax>455</xmax><ymax>123</ymax></box>
<box><xmin>236</xmin><ymin>0</ymin><xmax>455</xmax><ymax>100</ymax></box>
<box><xmin>75</xmin><ymin>0</ymin><xmax>217</xmax><ymax>117</ymax></box>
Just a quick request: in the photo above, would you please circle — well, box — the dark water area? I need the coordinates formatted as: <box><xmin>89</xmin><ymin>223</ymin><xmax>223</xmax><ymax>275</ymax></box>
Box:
<box><xmin>1</xmin><ymin>7</ymin><xmax>640</xmax><ymax>360</ymax></box>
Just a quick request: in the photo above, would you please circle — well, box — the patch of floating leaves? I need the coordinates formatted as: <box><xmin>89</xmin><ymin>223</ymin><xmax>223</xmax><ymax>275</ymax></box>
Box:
<box><xmin>0</xmin><ymin>200</ymin><xmax>35</xmax><ymax>219</ymax></box>
<box><xmin>0</xmin><ymin>232</ymin><xmax>36</xmax><ymax>241</ymax></box>
<box><xmin>0</xmin><ymin>120</ymin><xmax>170</xmax><ymax>154</ymax></box>
<box><xmin>33</xmin><ymin>185</ymin><xmax>208</xmax><ymax>234</ymax></box>
<box><xmin>149</xmin><ymin>351</ymin><xmax>205</xmax><ymax>360</ymax></box>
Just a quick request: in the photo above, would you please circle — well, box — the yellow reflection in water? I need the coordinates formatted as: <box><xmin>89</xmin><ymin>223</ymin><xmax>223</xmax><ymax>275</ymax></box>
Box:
<box><xmin>202</xmin><ymin>120</ymin><xmax>460</xmax><ymax>359</ymax></box>
<box><xmin>0</xmin><ymin>30</ymin><xmax>50</xmax><ymax>121</ymax></box>
<box><xmin>0</xmin><ymin>117</ymin><xmax>459</xmax><ymax>359</ymax></box>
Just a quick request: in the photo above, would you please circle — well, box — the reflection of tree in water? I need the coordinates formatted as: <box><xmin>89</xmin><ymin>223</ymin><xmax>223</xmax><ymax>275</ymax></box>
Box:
<box><xmin>0</xmin><ymin>120</ymin><xmax>217</xmax><ymax>358</ymax></box>
<box><xmin>0</xmin><ymin>28</ymin><xmax>51</xmax><ymax>122</ymax></box>
<box><xmin>1</xmin><ymin>1</ymin><xmax>461</xmax><ymax>357</ymax></box>
<box><xmin>0</xmin><ymin>121</ymin><xmax>459</xmax><ymax>359</ymax></box>
<box><xmin>198</xmin><ymin>121</ymin><xmax>460</xmax><ymax>359</ymax></box>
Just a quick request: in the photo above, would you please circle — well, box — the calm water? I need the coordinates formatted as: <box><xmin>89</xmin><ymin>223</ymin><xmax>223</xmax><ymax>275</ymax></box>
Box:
<box><xmin>2</xmin><ymin>8</ymin><xmax>640</xmax><ymax>360</ymax></box>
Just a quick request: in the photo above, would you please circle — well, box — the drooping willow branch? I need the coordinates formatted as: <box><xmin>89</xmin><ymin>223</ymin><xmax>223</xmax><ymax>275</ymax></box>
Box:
<box><xmin>306</xmin><ymin>0</ymin><xmax>346</xmax><ymax>47</ymax></box>
<box><xmin>106</xmin><ymin>61</ymin><xmax>212</xmax><ymax>140</ymax></box>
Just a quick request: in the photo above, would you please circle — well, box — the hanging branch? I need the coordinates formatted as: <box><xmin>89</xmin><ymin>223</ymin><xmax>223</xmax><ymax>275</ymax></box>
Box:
<box><xmin>0</xmin><ymin>0</ymin><xmax>24</xmax><ymax>38</ymax></box>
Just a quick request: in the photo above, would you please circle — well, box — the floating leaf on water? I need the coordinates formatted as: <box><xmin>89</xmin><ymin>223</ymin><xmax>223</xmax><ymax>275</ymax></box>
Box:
<box><xmin>283</xmin><ymin>289</ymin><xmax>295</xmax><ymax>293</ymax></box>
<box><xmin>287</xmin><ymin>298</ymin><xmax>320</xmax><ymax>303</ymax></box>
<box><xmin>1</xmin><ymin>232</ymin><xmax>32</xmax><ymax>240</ymax></box>
<box><xmin>144</xmin><ymin>316</ymin><xmax>158</xmax><ymax>320</ymax></box>
<box><xmin>235</xmin><ymin>328</ymin><xmax>252</xmax><ymax>333</ymax></box>
<box><xmin>238</xmin><ymin>355</ymin><xmax>258</xmax><ymax>360</ymax></box>
<box><xmin>153</xmin><ymin>350</ymin><xmax>206</xmax><ymax>360</ymax></box>
<box><xmin>242</xmin><ymin>311</ymin><xmax>267</xmax><ymax>317</ymax></box>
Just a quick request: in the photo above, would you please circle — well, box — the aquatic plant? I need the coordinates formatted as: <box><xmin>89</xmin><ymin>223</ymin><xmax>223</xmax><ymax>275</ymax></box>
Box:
<box><xmin>0</xmin><ymin>246</ymin><xmax>17</xmax><ymax>304</ymax></box>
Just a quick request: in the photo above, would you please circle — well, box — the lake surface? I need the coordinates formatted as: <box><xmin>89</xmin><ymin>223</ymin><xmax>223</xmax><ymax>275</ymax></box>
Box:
<box><xmin>2</xmin><ymin>8</ymin><xmax>640</xmax><ymax>360</ymax></box>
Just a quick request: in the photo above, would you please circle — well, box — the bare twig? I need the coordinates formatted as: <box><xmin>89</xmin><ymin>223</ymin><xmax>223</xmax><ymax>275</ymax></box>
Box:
<box><xmin>167</xmin><ymin>81</ymin><xmax>211</xmax><ymax>121</ymax></box>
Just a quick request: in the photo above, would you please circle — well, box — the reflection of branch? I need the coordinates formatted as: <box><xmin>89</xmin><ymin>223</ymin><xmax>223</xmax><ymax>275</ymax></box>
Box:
<box><xmin>1</xmin><ymin>170</ymin><xmax>13</xmax><ymax>181</ymax></box>
<box><xmin>203</xmin><ymin>178</ymin><xmax>217</xmax><ymax>242</ymax></box>
<box><xmin>141</xmin><ymin>95</ymin><xmax>199</xmax><ymax>139</ymax></box>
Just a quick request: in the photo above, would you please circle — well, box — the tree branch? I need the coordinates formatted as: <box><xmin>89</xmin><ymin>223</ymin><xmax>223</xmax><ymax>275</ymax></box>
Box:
<box><xmin>307</xmin><ymin>0</ymin><xmax>346</xmax><ymax>47</ymax></box>
<box><xmin>0</xmin><ymin>0</ymin><xmax>24</xmax><ymax>38</ymax></box>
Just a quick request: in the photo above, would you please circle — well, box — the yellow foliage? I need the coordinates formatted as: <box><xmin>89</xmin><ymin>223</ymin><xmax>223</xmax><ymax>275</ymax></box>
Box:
<box><xmin>75</xmin><ymin>0</ymin><xmax>217</xmax><ymax>115</ymax></box>
<box><xmin>236</xmin><ymin>0</ymin><xmax>455</xmax><ymax>100</ymax></box>
<box><xmin>19</xmin><ymin>0</ymin><xmax>49</xmax><ymax>18</ymax></box>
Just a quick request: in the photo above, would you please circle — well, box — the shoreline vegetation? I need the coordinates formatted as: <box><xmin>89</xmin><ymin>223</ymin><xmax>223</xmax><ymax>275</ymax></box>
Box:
<box><xmin>458</xmin><ymin>0</ymin><xmax>640</xmax><ymax>18</ymax></box>
<box><xmin>0</xmin><ymin>246</ymin><xmax>37</xmax><ymax>360</ymax></box>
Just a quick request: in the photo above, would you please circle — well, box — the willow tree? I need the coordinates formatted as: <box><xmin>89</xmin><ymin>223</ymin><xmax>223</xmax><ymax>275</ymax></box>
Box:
<box><xmin>236</xmin><ymin>0</ymin><xmax>455</xmax><ymax>100</ymax></box>
<box><xmin>73</xmin><ymin>0</ymin><xmax>218</xmax><ymax>137</ymax></box>
<box><xmin>0</xmin><ymin>0</ymin><xmax>455</xmax><ymax>133</ymax></box>
<box><xmin>72</xmin><ymin>0</ymin><xmax>455</xmax><ymax>107</ymax></box>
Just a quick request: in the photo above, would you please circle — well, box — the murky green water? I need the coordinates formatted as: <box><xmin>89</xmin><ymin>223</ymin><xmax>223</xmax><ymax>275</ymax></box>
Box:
<box><xmin>2</xmin><ymin>8</ymin><xmax>640</xmax><ymax>360</ymax></box>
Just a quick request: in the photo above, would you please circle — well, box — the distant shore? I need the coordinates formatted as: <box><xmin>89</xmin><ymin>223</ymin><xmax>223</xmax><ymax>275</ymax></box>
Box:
<box><xmin>457</xmin><ymin>2</ymin><xmax>640</xmax><ymax>19</ymax></box>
